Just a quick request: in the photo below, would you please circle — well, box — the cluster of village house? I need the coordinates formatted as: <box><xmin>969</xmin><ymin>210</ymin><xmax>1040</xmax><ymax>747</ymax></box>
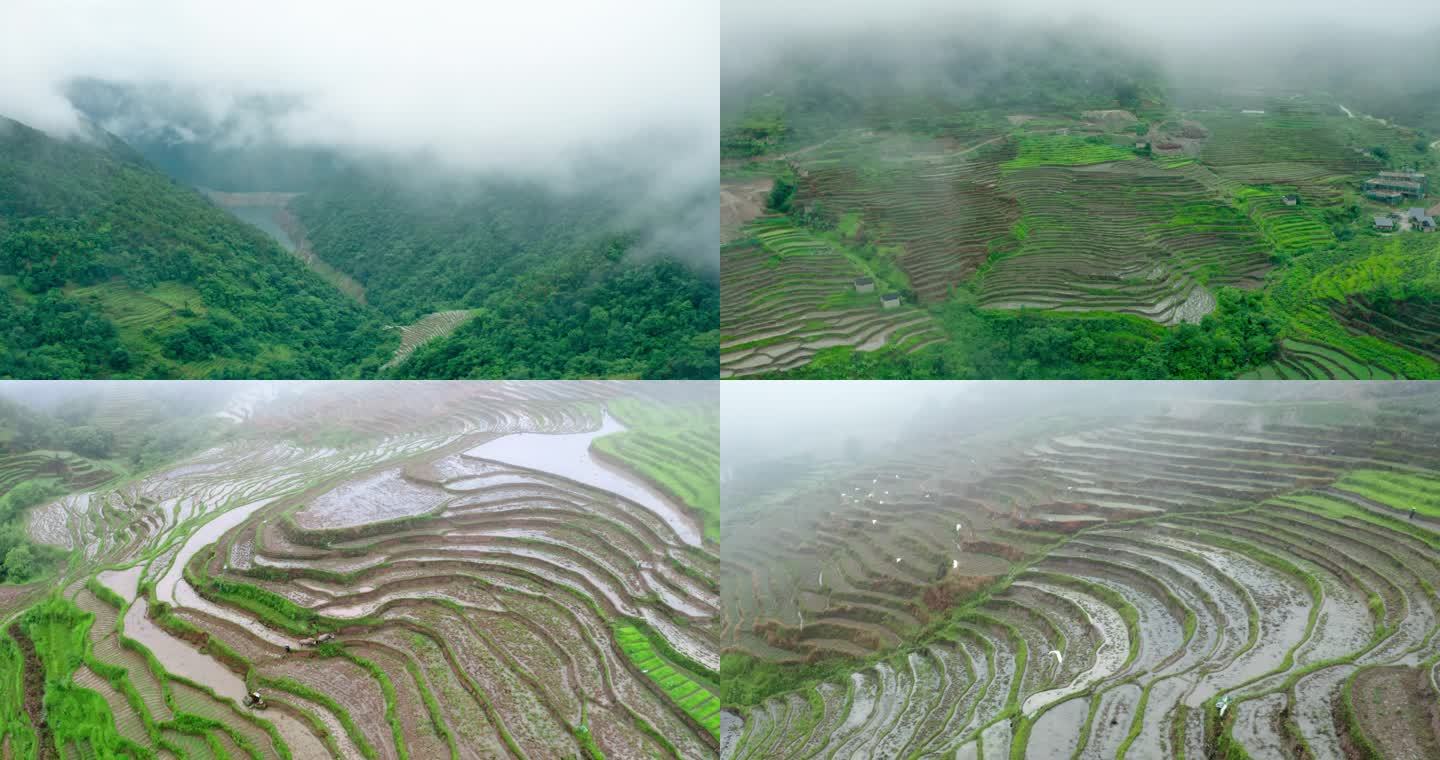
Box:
<box><xmin>853</xmin><ymin>277</ymin><xmax>901</xmax><ymax>308</ymax></box>
<box><xmin>1364</xmin><ymin>171</ymin><xmax>1435</xmax><ymax>232</ymax></box>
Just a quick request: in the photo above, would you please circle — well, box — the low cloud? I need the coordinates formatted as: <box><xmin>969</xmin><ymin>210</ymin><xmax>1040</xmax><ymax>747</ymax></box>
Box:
<box><xmin>3</xmin><ymin>0</ymin><xmax>717</xmax><ymax>179</ymax></box>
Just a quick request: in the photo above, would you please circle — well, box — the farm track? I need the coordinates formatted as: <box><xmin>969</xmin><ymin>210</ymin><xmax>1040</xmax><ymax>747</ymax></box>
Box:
<box><xmin>723</xmin><ymin>389</ymin><xmax>1440</xmax><ymax>758</ymax></box>
<box><xmin>11</xmin><ymin>381</ymin><xmax>718</xmax><ymax>758</ymax></box>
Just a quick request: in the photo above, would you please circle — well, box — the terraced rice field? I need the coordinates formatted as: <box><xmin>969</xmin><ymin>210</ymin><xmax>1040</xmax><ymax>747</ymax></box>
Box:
<box><xmin>722</xmin><ymin>384</ymin><xmax>1440</xmax><ymax>758</ymax></box>
<box><xmin>979</xmin><ymin>161</ymin><xmax>1271</xmax><ymax>324</ymax></box>
<box><xmin>1244</xmin><ymin>235</ymin><xmax>1440</xmax><ymax>380</ymax></box>
<box><xmin>797</xmin><ymin>132</ymin><xmax>1018</xmax><ymax>303</ymax></box>
<box><xmin>723</xmin><ymin>99</ymin><xmax>1440</xmax><ymax>375</ymax></box>
<box><xmin>382</xmin><ymin>310</ymin><xmax>477</xmax><ymax>370</ymax></box>
<box><xmin>720</xmin><ymin>217</ymin><xmax>943</xmax><ymax>377</ymax></box>
<box><xmin>2</xmin><ymin>381</ymin><xmax>719</xmax><ymax>758</ymax></box>
<box><xmin>0</xmin><ymin>450</ymin><xmax>114</xmax><ymax>495</ymax></box>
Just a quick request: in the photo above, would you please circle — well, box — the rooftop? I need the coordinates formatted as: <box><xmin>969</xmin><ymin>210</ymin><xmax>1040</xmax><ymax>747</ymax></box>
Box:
<box><xmin>1365</xmin><ymin>179</ymin><xmax>1424</xmax><ymax>190</ymax></box>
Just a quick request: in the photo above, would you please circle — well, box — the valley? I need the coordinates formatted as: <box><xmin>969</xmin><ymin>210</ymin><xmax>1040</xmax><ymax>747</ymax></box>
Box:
<box><xmin>0</xmin><ymin>114</ymin><xmax>719</xmax><ymax>380</ymax></box>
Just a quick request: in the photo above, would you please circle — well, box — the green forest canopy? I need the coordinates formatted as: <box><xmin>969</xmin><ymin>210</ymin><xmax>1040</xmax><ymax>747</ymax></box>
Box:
<box><xmin>0</xmin><ymin>116</ymin><xmax>718</xmax><ymax>379</ymax></box>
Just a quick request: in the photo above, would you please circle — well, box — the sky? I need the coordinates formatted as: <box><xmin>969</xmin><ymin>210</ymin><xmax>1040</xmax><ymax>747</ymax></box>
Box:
<box><xmin>2</xmin><ymin>0</ymin><xmax>717</xmax><ymax>179</ymax></box>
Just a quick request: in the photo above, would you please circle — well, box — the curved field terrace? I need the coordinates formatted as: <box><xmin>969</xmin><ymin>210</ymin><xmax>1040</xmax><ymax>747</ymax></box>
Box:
<box><xmin>722</xmin><ymin>382</ymin><xmax>1440</xmax><ymax>758</ymax></box>
<box><xmin>0</xmin><ymin>381</ymin><xmax>719</xmax><ymax>759</ymax></box>
<box><xmin>720</xmin><ymin>96</ymin><xmax>1440</xmax><ymax>378</ymax></box>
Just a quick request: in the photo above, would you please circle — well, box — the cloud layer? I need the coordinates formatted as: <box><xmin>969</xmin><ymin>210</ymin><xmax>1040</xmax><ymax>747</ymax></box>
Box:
<box><xmin>722</xmin><ymin>0</ymin><xmax>1440</xmax><ymax>81</ymax></box>
<box><xmin>3</xmin><ymin>0</ymin><xmax>717</xmax><ymax>177</ymax></box>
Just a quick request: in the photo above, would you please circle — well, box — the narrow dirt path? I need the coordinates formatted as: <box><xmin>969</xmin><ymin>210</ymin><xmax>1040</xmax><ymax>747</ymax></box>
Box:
<box><xmin>8</xmin><ymin>624</ymin><xmax>57</xmax><ymax>760</ymax></box>
<box><xmin>955</xmin><ymin>135</ymin><xmax>1006</xmax><ymax>156</ymax></box>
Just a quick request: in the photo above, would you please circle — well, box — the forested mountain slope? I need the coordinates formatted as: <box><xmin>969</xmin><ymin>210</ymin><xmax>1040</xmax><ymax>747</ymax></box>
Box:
<box><xmin>0</xmin><ymin>117</ymin><xmax>394</xmax><ymax>378</ymax></box>
<box><xmin>0</xmin><ymin>115</ymin><xmax>718</xmax><ymax>379</ymax></box>
<box><xmin>292</xmin><ymin>177</ymin><xmax>719</xmax><ymax>378</ymax></box>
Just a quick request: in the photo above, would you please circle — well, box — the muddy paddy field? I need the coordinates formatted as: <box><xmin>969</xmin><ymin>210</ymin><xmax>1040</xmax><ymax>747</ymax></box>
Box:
<box><xmin>0</xmin><ymin>381</ymin><xmax>719</xmax><ymax>759</ymax></box>
<box><xmin>722</xmin><ymin>386</ymin><xmax>1440</xmax><ymax>758</ymax></box>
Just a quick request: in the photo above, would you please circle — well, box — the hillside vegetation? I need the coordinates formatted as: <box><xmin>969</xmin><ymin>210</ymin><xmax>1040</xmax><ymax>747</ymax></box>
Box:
<box><xmin>0</xmin><ymin>118</ymin><xmax>394</xmax><ymax>379</ymax></box>
<box><xmin>292</xmin><ymin>177</ymin><xmax>720</xmax><ymax>379</ymax></box>
<box><xmin>0</xmin><ymin>116</ymin><xmax>719</xmax><ymax>379</ymax></box>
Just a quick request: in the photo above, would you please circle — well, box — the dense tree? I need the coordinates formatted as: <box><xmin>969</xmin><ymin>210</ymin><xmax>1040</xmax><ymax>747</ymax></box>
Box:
<box><xmin>1</xmin><ymin>114</ymin><xmax>716</xmax><ymax>379</ymax></box>
<box><xmin>59</xmin><ymin>426</ymin><xmax>114</xmax><ymax>459</ymax></box>
<box><xmin>291</xmin><ymin>174</ymin><xmax>719</xmax><ymax>379</ymax></box>
<box><xmin>766</xmin><ymin>287</ymin><xmax>1281</xmax><ymax>380</ymax></box>
<box><xmin>0</xmin><ymin>116</ymin><xmax>393</xmax><ymax>378</ymax></box>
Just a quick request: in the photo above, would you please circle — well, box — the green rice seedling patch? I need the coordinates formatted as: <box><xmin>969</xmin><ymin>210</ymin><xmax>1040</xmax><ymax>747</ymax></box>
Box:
<box><xmin>613</xmin><ymin>624</ymin><xmax>719</xmax><ymax>737</ymax></box>
<box><xmin>1333</xmin><ymin>470</ymin><xmax>1440</xmax><ymax>518</ymax></box>
<box><xmin>1003</xmin><ymin>135</ymin><xmax>1136</xmax><ymax>169</ymax></box>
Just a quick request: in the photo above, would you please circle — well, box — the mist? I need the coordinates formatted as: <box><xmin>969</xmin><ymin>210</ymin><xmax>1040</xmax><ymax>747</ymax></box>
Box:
<box><xmin>722</xmin><ymin>381</ymin><xmax>1427</xmax><ymax>475</ymax></box>
<box><xmin>723</xmin><ymin>0</ymin><xmax>1440</xmax><ymax>125</ymax></box>
<box><xmin>4</xmin><ymin>0</ymin><xmax>715</xmax><ymax>173</ymax></box>
<box><xmin>2</xmin><ymin>0</ymin><xmax>718</xmax><ymax>268</ymax></box>
<box><xmin>0</xmin><ymin>381</ymin><xmax>251</xmax><ymax>415</ymax></box>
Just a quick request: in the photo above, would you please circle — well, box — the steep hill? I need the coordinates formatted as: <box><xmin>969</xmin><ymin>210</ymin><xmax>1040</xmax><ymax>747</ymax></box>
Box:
<box><xmin>292</xmin><ymin>176</ymin><xmax>720</xmax><ymax>378</ymax></box>
<box><xmin>0</xmin><ymin>116</ymin><xmax>394</xmax><ymax>378</ymax></box>
<box><xmin>0</xmin><ymin>115</ymin><xmax>719</xmax><ymax>379</ymax></box>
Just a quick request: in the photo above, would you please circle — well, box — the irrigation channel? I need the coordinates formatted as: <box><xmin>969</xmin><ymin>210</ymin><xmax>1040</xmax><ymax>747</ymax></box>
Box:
<box><xmin>10</xmin><ymin>381</ymin><xmax>719</xmax><ymax>758</ymax></box>
<box><xmin>722</xmin><ymin>385</ymin><xmax>1440</xmax><ymax>759</ymax></box>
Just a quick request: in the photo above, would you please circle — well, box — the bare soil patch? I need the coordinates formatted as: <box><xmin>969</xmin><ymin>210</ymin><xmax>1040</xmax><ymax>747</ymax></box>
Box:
<box><xmin>721</xmin><ymin>178</ymin><xmax>773</xmax><ymax>243</ymax></box>
<box><xmin>1346</xmin><ymin>666</ymin><xmax>1440</xmax><ymax>759</ymax></box>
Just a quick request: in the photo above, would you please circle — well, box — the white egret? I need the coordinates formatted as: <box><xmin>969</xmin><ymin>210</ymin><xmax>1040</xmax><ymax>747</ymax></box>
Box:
<box><xmin>952</xmin><ymin>559</ymin><xmax>958</xmax><ymax>569</ymax></box>
<box><xmin>895</xmin><ymin>557</ymin><xmax>902</xmax><ymax>563</ymax></box>
<box><xmin>872</xmin><ymin>519</ymin><xmax>877</xmax><ymax>526</ymax></box>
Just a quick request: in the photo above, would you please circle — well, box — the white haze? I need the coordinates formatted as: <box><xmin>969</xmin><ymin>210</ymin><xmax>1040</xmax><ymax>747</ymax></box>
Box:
<box><xmin>722</xmin><ymin>381</ymin><xmax>977</xmax><ymax>464</ymax></box>
<box><xmin>2</xmin><ymin>0</ymin><xmax>717</xmax><ymax>180</ymax></box>
<box><xmin>723</xmin><ymin>0</ymin><xmax>1440</xmax><ymax>80</ymax></box>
